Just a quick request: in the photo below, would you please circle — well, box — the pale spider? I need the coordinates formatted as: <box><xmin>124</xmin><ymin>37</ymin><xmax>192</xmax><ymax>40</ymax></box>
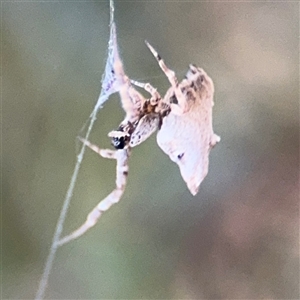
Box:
<box><xmin>57</xmin><ymin>33</ymin><xmax>220</xmax><ymax>246</ymax></box>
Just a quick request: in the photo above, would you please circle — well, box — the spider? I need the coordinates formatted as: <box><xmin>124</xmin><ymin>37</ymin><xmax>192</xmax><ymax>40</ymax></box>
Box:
<box><xmin>57</xmin><ymin>33</ymin><xmax>220</xmax><ymax>247</ymax></box>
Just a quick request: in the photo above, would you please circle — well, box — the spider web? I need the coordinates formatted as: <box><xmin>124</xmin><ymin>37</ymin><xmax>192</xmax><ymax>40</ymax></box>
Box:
<box><xmin>35</xmin><ymin>1</ymin><xmax>119</xmax><ymax>299</ymax></box>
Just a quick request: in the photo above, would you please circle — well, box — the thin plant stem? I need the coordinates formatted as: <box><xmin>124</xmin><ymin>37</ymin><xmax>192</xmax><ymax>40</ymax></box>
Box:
<box><xmin>35</xmin><ymin>1</ymin><xmax>116</xmax><ymax>299</ymax></box>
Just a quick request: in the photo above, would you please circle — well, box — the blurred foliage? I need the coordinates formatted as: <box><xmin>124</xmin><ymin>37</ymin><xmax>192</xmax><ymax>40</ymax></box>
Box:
<box><xmin>2</xmin><ymin>1</ymin><xmax>299</xmax><ymax>299</ymax></box>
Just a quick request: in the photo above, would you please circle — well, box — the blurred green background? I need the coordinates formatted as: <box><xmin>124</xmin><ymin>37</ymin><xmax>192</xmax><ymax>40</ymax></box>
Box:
<box><xmin>3</xmin><ymin>1</ymin><xmax>299</xmax><ymax>299</ymax></box>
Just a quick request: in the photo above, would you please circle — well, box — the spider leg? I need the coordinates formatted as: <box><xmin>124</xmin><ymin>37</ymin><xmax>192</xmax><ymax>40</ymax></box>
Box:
<box><xmin>145</xmin><ymin>40</ymin><xmax>178</xmax><ymax>88</ymax></box>
<box><xmin>118</xmin><ymin>77</ymin><xmax>148</xmax><ymax>123</ymax></box>
<box><xmin>145</xmin><ymin>41</ymin><xmax>189</xmax><ymax>115</ymax></box>
<box><xmin>131</xmin><ymin>80</ymin><xmax>161</xmax><ymax>105</ymax></box>
<box><xmin>131</xmin><ymin>80</ymin><xmax>159</xmax><ymax>97</ymax></box>
<box><xmin>56</xmin><ymin>138</ymin><xmax>130</xmax><ymax>246</ymax></box>
<box><xmin>108</xmin><ymin>30</ymin><xmax>146</xmax><ymax>123</ymax></box>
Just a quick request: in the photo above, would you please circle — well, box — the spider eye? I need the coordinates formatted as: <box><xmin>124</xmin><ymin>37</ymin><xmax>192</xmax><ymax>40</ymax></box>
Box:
<box><xmin>177</xmin><ymin>153</ymin><xmax>184</xmax><ymax>160</ymax></box>
<box><xmin>200</xmin><ymin>75</ymin><xmax>205</xmax><ymax>82</ymax></box>
<box><xmin>112</xmin><ymin>136</ymin><xmax>125</xmax><ymax>149</ymax></box>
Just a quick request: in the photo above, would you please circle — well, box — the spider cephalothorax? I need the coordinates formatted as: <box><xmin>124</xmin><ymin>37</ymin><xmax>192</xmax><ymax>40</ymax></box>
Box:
<box><xmin>110</xmin><ymin>89</ymin><xmax>171</xmax><ymax>150</ymax></box>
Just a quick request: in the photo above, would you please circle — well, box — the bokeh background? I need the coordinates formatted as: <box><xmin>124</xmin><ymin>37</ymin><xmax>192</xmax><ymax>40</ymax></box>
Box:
<box><xmin>3</xmin><ymin>1</ymin><xmax>299</xmax><ymax>299</ymax></box>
